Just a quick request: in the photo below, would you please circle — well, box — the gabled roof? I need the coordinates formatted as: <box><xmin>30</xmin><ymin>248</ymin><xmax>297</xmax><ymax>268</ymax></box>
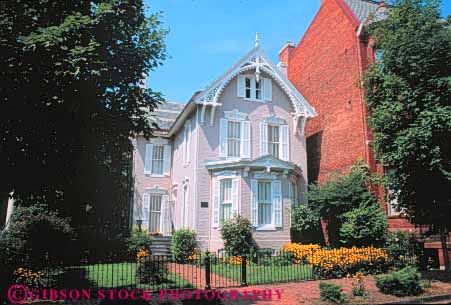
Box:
<box><xmin>147</xmin><ymin>101</ymin><xmax>185</xmax><ymax>131</ymax></box>
<box><xmin>193</xmin><ymin>45</ymin><xmax>317</xmax><ymax>119</ymax></box>
<box><xmin>343</xmin><ymin>0</ymin><xmax>379</xmax><ymax>23</ymax></box>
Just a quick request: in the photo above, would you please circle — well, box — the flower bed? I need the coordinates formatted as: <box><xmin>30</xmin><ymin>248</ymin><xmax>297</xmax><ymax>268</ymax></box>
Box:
<box><xmin>284</xmin><ymin>243</ymin><xmax>389</xmax><ymax>278</ymax></box>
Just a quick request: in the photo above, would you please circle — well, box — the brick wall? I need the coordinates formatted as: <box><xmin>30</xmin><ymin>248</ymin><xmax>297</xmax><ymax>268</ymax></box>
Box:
<box><xmin>284</xmin><ymin>0</ymin><xmax>414</xmax><ymax>231</ymax></box>
<box><xmin>286</xmin><ymin>0</ymin><xmax>368</xmax><ymax>184</ymax></box>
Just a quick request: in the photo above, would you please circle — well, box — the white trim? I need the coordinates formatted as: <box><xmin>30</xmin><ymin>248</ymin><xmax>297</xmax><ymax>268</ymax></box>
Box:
<box><xmin>224</xmin><ymin>109</ymin><xmax>248</xmax><ymax>121</ymax></box>
<box><xmin>253</xmin><ymin>171</ymin><xmax>279</xmax><ymax>180</ymax></box>
<box><xmin>213</xmin><ymin>170</ymin><xmax>238</xmax><ymax>178</ymax></box>
<box><xmin>264</xmin><ymin>115</ymin><xmax>287</xmax><ymax>125</ymax></box>
<box><xmin>193</xmin><ymin>46</ymin><xmax>317</xmax><ymax>119</ymax></box>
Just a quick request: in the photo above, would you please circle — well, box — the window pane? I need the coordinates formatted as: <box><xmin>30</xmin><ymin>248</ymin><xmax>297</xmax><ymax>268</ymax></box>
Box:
<box><xmin>149</xmin><ymin>195</ymin><xmax>162</xmax><ymax>232</ymax></box>
<box><xmin>245</xmin><ymin>78</ymin><xmax>251</xmax><ymax>98</ymax></box>
<box><xmin>227</xmin><ymin>121</ymin><xmax>241</xmax><ymax>157</ymax></box>
<box><xmin>255</xmin><ymin>80</ymin><xmax>261</xmax><ymax>100</ymax></box>
<box><xmin>268</xmin><ymin>125</ymin><xmax>280</xmax><ymax>158</ymax></box>
<box><xmin>221</xmin><ymin>180</ymin><xmax>233</xmax><ymax>222</ymax></box>
<box><xmin>152</xmin><ymin>145</ymin><xmax>164</xmax><ymax>174</ymax></box>
<box><xmin>258</xmin><ymin>181</ymin><xmax>272</xmax><ymax>225</ymax></box>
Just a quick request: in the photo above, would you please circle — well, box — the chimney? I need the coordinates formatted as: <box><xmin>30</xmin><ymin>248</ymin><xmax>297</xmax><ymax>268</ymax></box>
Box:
<box><xmin>278</xmin><ymin>41</ymin><xmax>295</xmax><ymax>76</ymax></box>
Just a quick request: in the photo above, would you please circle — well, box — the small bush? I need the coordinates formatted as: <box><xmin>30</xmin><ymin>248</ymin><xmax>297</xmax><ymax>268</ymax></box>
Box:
<box><xmin>219</xmin><ymin>215</ymin><xmax>253</xmax><ymax>256</ymax></box>
<box><xmin>339</xmin><ymin>204</ymin><xmax>388</xmax><ymax>247</ymax></box>
<box><xmin>136</xmin><ymin>256</ymin><xmax>168</xmax><ymax>285</ymax></box>
<box><xmin>385</xmin><ymin>230</ymin><xmax>416</xmax><ymax>268</ymax></box>
<box><xmin>171</xmin><ymin>229</ymin><xmax>197</xmax><ymax>263</ymax></box>
<box><xmin>0</xmin><ymin>204</ymin><xmax>73</xmax><ymax>269</ymax></box>
<box><xmin>126</xmin><ymin>228</ymin><xmax>153</xmax><ymax>254</ymax></box>
<box><xmin>375</xmin><ymin>266</ymin><xmax>423</xmax><ymax>297</ymax></box>
<box><xmin>291</xmin><ymin>204</ymin><xmax>321</xmax><ymax>233</ymax></box>
<box><xmin>319</xmin><ymin>282</ymin><xmax>348</xmax><ymax>305</ymax></box>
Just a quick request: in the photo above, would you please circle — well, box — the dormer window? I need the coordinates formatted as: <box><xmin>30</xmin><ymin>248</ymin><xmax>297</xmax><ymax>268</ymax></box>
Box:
<box><xmin>238</xmin><ymin>75</ymin><xmax>272</xmax><ymax>102</ymax></box>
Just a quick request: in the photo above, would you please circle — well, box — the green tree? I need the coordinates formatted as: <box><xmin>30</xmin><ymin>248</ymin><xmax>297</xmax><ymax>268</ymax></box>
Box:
<box><xmin>0</xmin><ymin>1</ymin><xmax>167</xmax><ymax>250</ymax></box>
<box><xmin>339</xmin><ymin>204</ymin><xmax>388</xmax><ymax>247</ymax></box>
<box><xmin>220</xmin><ymin>215</ymin><xmax>254</xmax><ymax>256</ymax></box>
<box><xmin>363</xmin><ymin>0</ymin><xmax>451</xmax><ymax>270</ymax></box>
<box><xmin>307</xmin><ymin>162</ymin><xmax>380</xmax><ymax>246</ymax></box>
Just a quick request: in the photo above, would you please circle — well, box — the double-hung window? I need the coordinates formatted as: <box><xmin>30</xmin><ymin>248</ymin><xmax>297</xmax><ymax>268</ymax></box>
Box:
<box><xmin>220</xmin><ymin>115</ymin><xmax>251</xmax><ymax>159</ymax></box>
<box><xmin>251</xmin><ymin>179</ymin><xmax>282</xmax><ymax>229</ymax></box>
<box><xmin>220</xmin><ymin>179</ymin><xmax>233</xmax><ymax>222</ymax></box>
<box><xmin>151</xmin><ymin>145</ymin><xmax>164</xmax><ymax>175</ymax></box>
<box><xmin>260</xmin><ymin>121</ymin><xmax>289</xmax><ymax>161</ymax></box>
<box><xmin>144</xmin><ymin>143</ymin><xmax>172</xmax><ymax>176</ymax></box>
<box><xmin>268</xmin><ymin>125</ymin><xmax>280</xmax><ymax>158</ymax></box>
<box><xmin>257</xmin><ymin>181</ymin><xmax>272</xmax><ymax>226</ymax></box>
<box><xmin>212</xmin><ymin>177</ymin><xmax>239</xmax><ymax>227</ymax></box>
<box><xmin>227</xmin><ymin>121</ymin><xmax>241</xmax><ymax>157</ymax></box>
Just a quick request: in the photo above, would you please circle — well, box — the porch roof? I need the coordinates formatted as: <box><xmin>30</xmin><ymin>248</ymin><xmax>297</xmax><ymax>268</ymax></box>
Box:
<box><xmin>205</xmin><ymin>155</ymin><xmax>302</xmax><ymax>176</ymax></box>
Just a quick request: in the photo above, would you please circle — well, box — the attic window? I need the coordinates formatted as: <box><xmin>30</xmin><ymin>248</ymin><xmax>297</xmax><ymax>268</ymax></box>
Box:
<box><xmin>237</xmin><ymin>75</ymin><xmax>272</xmax><ymax>102</ymax></box>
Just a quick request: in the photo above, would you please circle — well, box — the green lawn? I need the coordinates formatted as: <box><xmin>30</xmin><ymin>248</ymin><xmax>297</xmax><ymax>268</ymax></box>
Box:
<box><xmin>82</xmin><ymin>262</ymin><xmax>192</xmax><ymax>290</ymax></box>
<box><xmin>211</xmin><ymin>263</ymin><xmax>314</xmax><ymax>285</ymax></box>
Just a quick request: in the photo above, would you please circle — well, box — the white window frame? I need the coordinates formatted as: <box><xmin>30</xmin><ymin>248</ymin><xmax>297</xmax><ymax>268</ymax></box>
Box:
<box><xmin>220</xmin><ymin>110</ymin><xmax>251</xmax><ymax>159</ymax></box>
<box><xmin>151</xmin><ymin>145</ymin><xmax>164</xmax><ymax>175</ymax></box>
<box><xmin>238</xmin><ymin>74</ymin><xmax>272</xmax><ymax>102</ymax></box>
<box><xmin>227</xmin><ymin>120</ymin><xmax>241</xmax><ymax>158</ymax></box>
<box><xmin>144</xmin><ymin>141</ymin><xmax>172</xmax><ymax>177</ymax></box>
<box><xmin>212</xmin><ymin>172</ymin><xmax>239</xmax><ymax>228</ymax></box>
<box><xmin>257</xmin><ymin>180</ymin><xmax>273</xmax><ymax>228</ymax></box>
<box><xmin>251</xmin><ymin>177</ymin><xmax>282</xmax><ymax>231</ymax></box>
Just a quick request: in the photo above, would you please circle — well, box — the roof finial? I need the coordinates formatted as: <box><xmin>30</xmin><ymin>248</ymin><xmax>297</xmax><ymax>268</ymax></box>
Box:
<box><xmin>255</xmin><ymin>32</ymin><xmax>259</xmax><ymax>47</ymax></box>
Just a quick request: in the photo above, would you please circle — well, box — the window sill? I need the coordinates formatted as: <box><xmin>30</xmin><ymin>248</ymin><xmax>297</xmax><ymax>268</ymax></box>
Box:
<box><xmin>145</xmin><ymin>174</ymin><xmax>168</xmax><ymax>178</ymax></box>
<box><xmin>255</xmin><ymin>225</ymin><xmax>278</xmax><ymax>231</ymax></box>
<box><xmin>243</xmin><ymin>98</ymin><xmax>267</xmax><ymax>103</ymax></box>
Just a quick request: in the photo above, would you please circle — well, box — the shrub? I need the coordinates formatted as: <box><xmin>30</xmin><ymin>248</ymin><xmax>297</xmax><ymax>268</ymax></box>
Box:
<box><xmin>385</xmin><ymin>230</ymin><xmax>416</xmax><ymax>268</ymax></box>
<box><xmin>219</xmin><ymin>215</ymin><xmax>253</xmax><ymax>256</ymax></box>
<box><xmin>0</xmin><ymin>204</ymin><xmax>73</xmax><ymax>269</ymax></box>
<box><xmin>136</xmin><ymin>255</ymin><xmax>168</xmax><ymax>285</ymax></box>
<box><xmin>291</xmin><ymin>204</ymin><xmax>320</xmax><ymax>233</ymax></box>
<box><xmin>375</xmin><ymin>266</ymin><xmax>423</xmax><ymax>297</ymax></box>
<box><xmin>307</xmin><ymin>162</ymin><xmax>382</xmax><ymax>246</ymax></box>
<box><xmin>171</xmin><ymin>229</ymin><xmax>197</xmax><ymax>263</ymax></box>
<box><xmin>339</xmin><ymin>204</ymin><xmax>388</xmax><ymax>247</ymax></box>
<box><xmin>126</xmin><ymin>228</ymin><xmax>153</xmax><ymax>255</ymax></box>
<box><xmin>319</xmin><ymin>282</ymin><xmax>348</xmax><ymax>305</ymax></box>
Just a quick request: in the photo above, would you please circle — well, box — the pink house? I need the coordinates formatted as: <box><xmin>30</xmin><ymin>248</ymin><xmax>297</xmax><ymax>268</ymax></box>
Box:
<box><xmin>132</xmin><ymin>39</ymin><xmax>316</xmax><ymax>251</ymax></box>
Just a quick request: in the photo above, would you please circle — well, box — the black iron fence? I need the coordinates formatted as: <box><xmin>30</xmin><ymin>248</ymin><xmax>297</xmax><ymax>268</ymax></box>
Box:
<box><xmin>3</xmin><ymin>245</ymin><xmax>420</xmax><ymax>295</ymax></box>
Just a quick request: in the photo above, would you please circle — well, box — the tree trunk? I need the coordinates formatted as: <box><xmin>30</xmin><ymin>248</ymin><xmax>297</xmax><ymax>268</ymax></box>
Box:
<box><xmin>440</xmin><ymin>228</ymin><xmax>450</xmax><ymax>272</ymax></box>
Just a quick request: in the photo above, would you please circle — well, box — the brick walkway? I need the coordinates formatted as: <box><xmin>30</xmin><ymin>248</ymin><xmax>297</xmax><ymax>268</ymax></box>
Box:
<box><xmin>220</xmin><ymin>275</ymin><xmax>451</xmax><ymax>305</ymax></box>
<box><xmin>168</xmin><ymin>263</ymin><xmax>240</xmax><ymax>289</ymax></box>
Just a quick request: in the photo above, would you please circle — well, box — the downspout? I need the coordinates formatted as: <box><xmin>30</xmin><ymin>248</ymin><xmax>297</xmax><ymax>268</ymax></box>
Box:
<box><xmin>355</xmin><ymin>22</ymin><xmax>372</xmax><ymax>168</ymax></box>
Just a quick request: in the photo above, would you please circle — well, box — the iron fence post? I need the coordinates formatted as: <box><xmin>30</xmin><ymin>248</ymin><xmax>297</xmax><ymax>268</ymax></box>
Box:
<box><xmin>241</xmin><ymin>255</ymin><xmax>247</xmax><ymax>287</ymax></box>
<box><xmin>205</xmin><ymin>252</ymin><xmax>211</xmax><ymax>290</ymax></box>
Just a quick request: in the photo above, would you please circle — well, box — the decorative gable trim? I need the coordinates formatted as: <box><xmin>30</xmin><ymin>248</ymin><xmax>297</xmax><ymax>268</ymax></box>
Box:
<box><xmin>194</xmin><ymin>45</ymin><xmax>317</xmax><ymax>130</ymax></box>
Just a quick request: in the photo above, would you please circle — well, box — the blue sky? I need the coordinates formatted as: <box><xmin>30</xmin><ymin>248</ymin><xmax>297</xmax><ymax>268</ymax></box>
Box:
<box><xmin>145</xmin><ymin>0</ymin><xmax>451</xmax><ymax>103</ymax></box>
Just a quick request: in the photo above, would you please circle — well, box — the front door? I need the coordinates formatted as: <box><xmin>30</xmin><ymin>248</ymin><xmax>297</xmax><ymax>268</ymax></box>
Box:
<box><xmin>149</xmin><ymin>194</ymin><xmax>162</xmax><ymax>233</ymax></box>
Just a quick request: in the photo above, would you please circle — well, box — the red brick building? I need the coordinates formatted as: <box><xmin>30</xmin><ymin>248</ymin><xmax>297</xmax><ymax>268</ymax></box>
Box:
<box><xmin>279</xmin><ymin>0</ymin><xmax>412</xmax><ymax>229</ymax></box>
<box><xmin>279</xmin><ymin>0</ymin><xmax>451</xmax><ymax>269</ymax></box>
